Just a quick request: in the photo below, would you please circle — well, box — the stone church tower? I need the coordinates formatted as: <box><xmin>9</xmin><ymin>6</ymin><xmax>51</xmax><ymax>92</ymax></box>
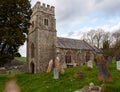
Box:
<box><xmin>27</xmin><ymin>2</ymin><xmax>56</xmax><ymax>73</ymax></box>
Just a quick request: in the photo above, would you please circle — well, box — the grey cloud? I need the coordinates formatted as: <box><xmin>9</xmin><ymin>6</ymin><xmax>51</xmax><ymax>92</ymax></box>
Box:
<box><xmin>55</xmin><ymin>0</ymin><xmax>93</xmax><ymax>22</ymax></box>
<box><xmin>54</xmin><ymin>0</ymin><xmax>120</xmax><ymax>23</ymax></box>
<box><xmin>67</xmin><ymin>31</ymin><xmax>74</xmax><ymax>37</ymax></box>
<box><xmin>95</xmin><ymin>0</ymin><xmax>120</xmax><ymax>15</ymax></box>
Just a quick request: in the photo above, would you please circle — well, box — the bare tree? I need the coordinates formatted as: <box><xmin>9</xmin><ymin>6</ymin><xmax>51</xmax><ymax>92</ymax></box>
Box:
<box><xmin>81</xmin><ymin>32</ymin><xmax>87</xmax><ymax>41</ymax></box>
<box><xmin>112</xmin><ymin>30</ymin><xmax>120</xmax><ymax>47</ymax></box>
<box><xmin>86</xmin><ymin>29</ymin><xmax>96</xmax><ymax>45</ymax></box>
<box><xmin>94</xmin><ymin>28</ymin><xmax>104</xmax><ymax>48</ymax></box>
<box><xmin>102</xmin><ymin>32</ymin><xmax>113</xmax><ymax>49</ymax></box>
<box><xmin>81</xmin><ymin>29</ymin><xmax>96</xmax><ymax>46</ymax></box>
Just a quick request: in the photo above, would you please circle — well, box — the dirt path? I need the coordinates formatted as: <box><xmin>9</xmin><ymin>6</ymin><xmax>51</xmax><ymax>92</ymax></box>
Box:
<box><xmin>4</xmin><ymin>78</ymin><xmax>20</xmax><ymax>92</ymax></box>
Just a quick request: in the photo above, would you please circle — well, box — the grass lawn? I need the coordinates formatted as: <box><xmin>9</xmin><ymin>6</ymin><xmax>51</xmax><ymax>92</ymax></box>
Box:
<box><xmin>15</xmin><ymin>57</ymin><xmax>26</xmax><ymax>63</ymax></box>
<box><xmin>0</xmin><ymin>61</ymin><xmax>120</xmax><ymax>92</ymax></box>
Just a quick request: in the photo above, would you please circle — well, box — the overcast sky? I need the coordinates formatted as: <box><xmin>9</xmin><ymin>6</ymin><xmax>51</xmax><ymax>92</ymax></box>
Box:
<box><xmin>19</xmin><ymin>0</ymin><xmax>120</xmax><ymax>57</ymax></box>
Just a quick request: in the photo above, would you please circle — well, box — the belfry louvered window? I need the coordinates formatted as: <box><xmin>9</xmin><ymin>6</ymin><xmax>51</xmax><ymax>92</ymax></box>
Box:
<box><xmin>44</xmin><ymin>19</ymin><xmax>48</xmax><ymax>26</ymax></box>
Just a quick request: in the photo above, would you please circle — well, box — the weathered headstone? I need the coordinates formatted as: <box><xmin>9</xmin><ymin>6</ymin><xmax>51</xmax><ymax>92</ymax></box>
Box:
<box><xmin>53</xmin><ymin>68</ymin><xmax>59</xmax><ymax>79</ymax></box>
<box><xmin>74</xmin><ymin>82</ymin><xmax>102</xmax><ymax>92</ymax></box>
<box><xmin>60</xmin><ymin>67</ymin><xmax>65</xmax><ymax>75</ymax></box>
<box><xmin>55</xmin><ymin>56</ymin><xmax>61</xmax><ymax>71</ymax></box>
<box><xmin>117</xmin><ymin>61</ymin><xmax>120</xmax><ymax>71</ymax></box>
<box><xmin>46</xmin><ymin>59</ymin><xmax>53</xmax><ymax>73</ymax></box>
<box><xmin>116</xmin><ymin>55</ymin><xmax>120</xmax><ymax>61</ymax></box>
<box><xmin>74</xmin><ymin>67</ymin><xmax>84</xmax><ymax>78</ymax></box>
<box><xmin>96</xmin><ymin>54</ymin><xmax>112</xmax><ymax>82</ymax></box>
<box><xmin>73</xmin><ymin>63</ymin><xmax>77</xmax><ymax>67</ymax></box>
<box><xmin>107</xmin><ymin>56</ymin><xmax>112</xmax><ymax>64</ymax></box>
<box><xmin>55</xmin><ymin>55</ymin><xmax>65</xmax><ymax>74</ymax></box>
<box><xmin>62</xmin><ymin>62</ymin><xmax>67</xmax><ymax>68</ymax></box>
<box><xmin>87</xmin><ymin>60</ymin><xmax>93</xmax><ymax>68</ymax></box>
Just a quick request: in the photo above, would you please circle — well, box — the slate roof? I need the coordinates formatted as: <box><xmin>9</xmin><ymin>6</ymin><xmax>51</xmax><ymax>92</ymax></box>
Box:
<box><xmin>57</xmin><ymin>37</ymin><xmax>94</xmax><ymax>50</ymax></box>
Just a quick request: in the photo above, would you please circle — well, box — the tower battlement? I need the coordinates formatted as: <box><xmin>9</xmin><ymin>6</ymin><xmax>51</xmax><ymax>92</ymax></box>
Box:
<box><xmin>32</xmin><ymin>1</ymin><xmax>55</xmax><ymax>15</ymax></box>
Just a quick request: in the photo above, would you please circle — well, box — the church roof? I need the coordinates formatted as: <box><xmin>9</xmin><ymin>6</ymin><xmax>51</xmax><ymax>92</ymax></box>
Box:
<box><xmin>57</xmin><ymin>37</ymin><xmax>94</xmax><ymax>50</ymax></box>
<box><xmin>92</xmin><ymin>46</ymin><xmax>103</xmax><ymax>53</ymax></box>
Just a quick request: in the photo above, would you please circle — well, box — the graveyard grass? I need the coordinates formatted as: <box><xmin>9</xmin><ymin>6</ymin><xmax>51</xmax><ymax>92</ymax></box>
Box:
<box><xmin>15</xmin><ymin>57</ymin><xmax>26</xmax><ymax>63</ymax></box>
<box><xmin>0</xmin><ymin>60</ymin><xmax>120</xmax><ymax>92</ymax></box>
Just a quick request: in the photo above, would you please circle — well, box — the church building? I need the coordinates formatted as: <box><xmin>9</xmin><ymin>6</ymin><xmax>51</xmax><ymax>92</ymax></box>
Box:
<box><xmin>27</xmin><ymin>2</ymin><xmax>101</xmax><ymax>73</ymax></box>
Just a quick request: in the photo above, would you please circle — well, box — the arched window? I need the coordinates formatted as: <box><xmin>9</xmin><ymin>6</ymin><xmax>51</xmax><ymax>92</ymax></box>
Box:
<box><xmin>31</xmin><ymin>43</ymin><xmax>35</xmax><ymax>58</ymax></box>
<box><xmin>44</xmin><ymin>19</ymin><xmax>48</xmax><ymax>26</ymax></box>
<box><xmin>65</xmin><ymin>51</ymin><xmax>71</xmax><ymax>64</ymax></box>
<box><xmin>86</xmin><ymin>51</ymin><xmax>90</xmax><ymax>62</ymax></box>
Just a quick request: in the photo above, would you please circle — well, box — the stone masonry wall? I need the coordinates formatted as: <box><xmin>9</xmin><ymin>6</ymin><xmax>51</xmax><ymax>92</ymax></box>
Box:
<box><xmin>59</xmin><ymin>49</ymin><xmax>92</xmax><ymax>67</ymax></box>
<box><xmin>27</xmin><ymin>1</ymin><xmax>56</xmax><ymax>73</ymax></box>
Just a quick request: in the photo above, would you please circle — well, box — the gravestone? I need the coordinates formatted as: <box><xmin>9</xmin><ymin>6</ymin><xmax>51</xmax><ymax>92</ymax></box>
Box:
<box><xmin>107</xmin><ymin>56</ymin><xmax>112</xmax><ymax>64</ymax></box>
<box><xmin>62</xmin><ymin>62</ymin><xmax>67</xmax><ymax>68</ymax></box>
<box><xmin>55</xmin><ymin>55</ymin><xmax>65</xmax><ymax>74</ymax></box>
<box><xmin>116</xmin><ymin>56</ymin><xmax>120</xmax><ymax>61</ymax></box>
<box><xmin>87</xmin><ymin>60</ymin><xmax>93</xmax><ymax>68</ymax></box>
<box><xmin>55</xmin><ymin>56</ymin><xmax>61</xmax><ymax>71</ymax></box>
<box><xmin>74</xmin><ymin>82</ymin><xmax>102</xmax><ymax>92</ymax></box>
<box><xmin>46</xmin><ymin>59</ymin><xmax>53</xmax><ymax>73</ymax></box>
<box><xmin>96</xmin><ymin>55</ymin><xmax>112</xmax><ymax>82</ymax></box>
<box><xmin>53</xmin><ymin>68</ymin><xmax>59</xmax><ymax>79</ymax></box>
<box><xmin>73</xmin><ymin>63</ymin><xmax>77</xmax><ymax>66</ymax></box>
<box><xmin>60</xmin><ymin>67</ymin><xmax>65</xmax><ymax>75</ymax></box>
<box><xmin>117</xmin><ymin>61</ymin><xmax>120</xmax><ymax>71</ymax></box>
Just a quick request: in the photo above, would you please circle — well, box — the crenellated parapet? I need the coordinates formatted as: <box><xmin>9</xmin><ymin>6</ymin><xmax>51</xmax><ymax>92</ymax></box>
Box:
<box><xmin>32</xmin><ymin>1</ymin><xmax>55</xmax><ymax>15</ymax></box>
